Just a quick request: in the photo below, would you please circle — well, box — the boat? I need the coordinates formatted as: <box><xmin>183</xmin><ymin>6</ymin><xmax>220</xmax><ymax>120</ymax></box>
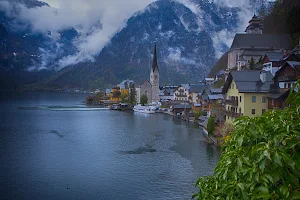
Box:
<box><xmin>133</xmin><ymin>105</ymin><xmax>155</xmax><ymax>114</ymax></box>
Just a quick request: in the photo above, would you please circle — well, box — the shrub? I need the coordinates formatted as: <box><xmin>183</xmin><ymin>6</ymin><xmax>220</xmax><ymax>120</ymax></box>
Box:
<box><xmin>193</xmin><ymin>81</ymin><xmax>300</xmax><ymax>199</ymax></box>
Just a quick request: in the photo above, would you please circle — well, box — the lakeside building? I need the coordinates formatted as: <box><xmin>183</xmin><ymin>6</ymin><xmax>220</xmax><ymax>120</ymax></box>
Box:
<box><xmin>197</xmin><ymin>86</ymin><xmax>223</xmax><ymax>116</ymax></box>
<box><xmin>223</xmin><ymin>70</ymin><xmax>273</xmax><ymax>122</ymax></box>
<box><xmin>119</xmin><ymin>79</ymin><xmax>134</xmax><ymax>96</ymax></box>
<box><xmin>173</xmin><ymin>84</ymin><xmax>190</xmax><ymax>102</ymax></box>
<box><xmin>150</xmin><ymin>43</ymin><xmax>160</xmax><ymax>103</ymax></box>
<box><xmin>189</xmin><ymin>84</ymin><xmax>206</xmax><ymax>104</ymax></box>
<box><xmin>227</xmin><ymin>15</ymin><xmax>293</xmax><ymax>73</ymax></box>
<box><xmin>159</xmin><ymin>85</ymin><xmax>177</xmax><ymax>101</ymax></box>
<box><xmin>135</xmin><ymin>43</ymin><xmax>160</xmax><ymax>104</ymax></box>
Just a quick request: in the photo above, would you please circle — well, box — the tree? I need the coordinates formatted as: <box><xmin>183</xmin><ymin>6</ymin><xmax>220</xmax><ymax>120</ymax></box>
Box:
<box><xmin>193</xmin><ymin>81</ymin><xmax>300</xmax><ymax>200</ymax></box>
<box><xmin>249</xmin><ymin>57</ymin><xmax>255</xmax><ymax>70</ymax></box>
<box><xmin>129</xmin><ymin>84</ymin><xmax>136</xmax><ymax>106</ymax></box>
<box><xmin>207</xmin><ymin>116</ymin><xmax>216</xmax><ymax>136</ymax></box>
<box><xmin>120</xmin><ymin>93</ymin><xmax>129</xmax><ymax>103</ymax></box>
<box><xmin>194</xmin><ymin>110</ymin><xmax>206</xmax><ymax>120</ymax></box>
<box><xmin>140</xmin><ymin>94</ymin><xmax>148</xmax><ymax>106</ymax></box>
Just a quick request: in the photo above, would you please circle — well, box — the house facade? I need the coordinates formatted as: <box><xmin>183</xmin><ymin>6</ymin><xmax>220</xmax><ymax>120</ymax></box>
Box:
<box><xmin>173</xmin><ymin>84</ymin><xmax>190</xmax><ymax>102</ymax></box>
<box><xmin>223</xmin><ymin>70</ymin><xmax>273</xmax><ymax>122</ymax></box>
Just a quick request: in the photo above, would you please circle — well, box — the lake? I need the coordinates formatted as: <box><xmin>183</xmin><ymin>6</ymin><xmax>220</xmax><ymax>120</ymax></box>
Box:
<box><xmin>0</xmin><ymin>92</ymin><xmax>220</xmax><ymax>200</ymax></box>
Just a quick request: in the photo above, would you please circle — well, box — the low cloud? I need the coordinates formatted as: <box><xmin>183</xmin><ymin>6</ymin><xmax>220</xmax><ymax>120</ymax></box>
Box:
<box><xmin>0</xmin><ymin>0</ymin><xmax>262</xmax><ymax>69</ymax></box>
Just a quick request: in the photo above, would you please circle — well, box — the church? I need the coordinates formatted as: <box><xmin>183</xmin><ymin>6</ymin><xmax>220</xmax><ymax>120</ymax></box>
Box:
<box><xmin>136</xmin><ymin>43</ymin><xmax>160</xmax><ymax>104</ymax></box>
<box><xmin>227</xmin><ymin>14</ymin><xmax>293</xmax><ymax>71</ymax></box>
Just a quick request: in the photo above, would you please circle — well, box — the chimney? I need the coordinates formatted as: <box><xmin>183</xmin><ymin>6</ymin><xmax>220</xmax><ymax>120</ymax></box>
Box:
<box><xmin>260</xmin><ymin>71</ymin><xmax>267</xmax><ymax>84</ymax></box>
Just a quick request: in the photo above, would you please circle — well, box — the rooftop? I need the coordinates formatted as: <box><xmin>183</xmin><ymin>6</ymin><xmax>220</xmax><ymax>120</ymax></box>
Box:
<box><xmin>230</xmin><ymin>34</ymin><xmax>293</xmax><ymax>50</ymax></box>
<box><xmin>265</xmin><ymin>51</ymin><xmax>284</xmax><ymax>62</ymax></box>
<box><xmin>223</xmin><ymin>70</ymin><xmax>273</xmax><ymax>93</ymax></box>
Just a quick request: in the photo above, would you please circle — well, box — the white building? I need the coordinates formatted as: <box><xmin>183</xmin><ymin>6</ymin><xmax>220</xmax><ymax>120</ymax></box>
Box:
<box><xmin>173</xmin><ymin>84</ymin><xmax>190</xmax><ymax>102</ymax></box>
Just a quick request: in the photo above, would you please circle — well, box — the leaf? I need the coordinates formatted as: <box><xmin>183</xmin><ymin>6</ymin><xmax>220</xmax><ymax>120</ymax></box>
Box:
<box><xmin>274</xmin><ymin>152</ymin><xmax>282</xmax><ymax>166</ymax></box>
<box><xmin>238</xmin><ymin>135</ymin><xmax>244</xmax><ymax>147</ymax></box>
<box><xmin>257</xmin><ymin>186</ymin><xmax>269</xmax><ymax>194</ymax></box>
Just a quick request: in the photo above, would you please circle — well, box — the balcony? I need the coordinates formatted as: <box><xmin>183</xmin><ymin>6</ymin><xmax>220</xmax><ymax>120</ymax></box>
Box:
<box><xmin>226</xmin><ymin>111</ymin><xmax>243</xmax><ymax>118</ymax></box>
<box><xmin>226</xmin><ymin>99</ymin><xmax>238</xmax><ymax>107</ymax></box>
<box><xmin>277</xmin><ymin>76</ymin><xmax>296</xmax><ymax>82</ymax></box>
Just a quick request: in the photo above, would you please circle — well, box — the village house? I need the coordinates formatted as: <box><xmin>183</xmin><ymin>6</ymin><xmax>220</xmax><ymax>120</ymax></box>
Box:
<box><xmin>189</xmin><ymin>84</ymin><xmax>206</xmax><ymax>104</ymax></box>
<box><xmin>119</xmin><ymin>79</ymin><xmax>134</xmax><ymax>96</ymax></box>
<box><xmin>198</xmin><ymin>86</ymin><xmax>223</xmax><ymax>115</ymax></box>
<box><xmin>267</xmin><ymin>61</ymin><xmax>300</xmax><ymax>109</ymax></box>
<box><xmin>173</xmin><ymin>84</ymin><xmax>190</xmax><ymax>102</ymax></box>
<box><xmin>171</xmin><ymin>104</ymin><xmax>192</xmax><ymax>116</ymax></box>
<box><xmin>262</xmin><ymin>51</ymin><xmax>285</xmax><ymax>76</ymax></box>
<box><xmin>205</xmin><ymin>78</ymin><xmax>215</xmax><ymax>86</ymax></box>
<box><xmin>227</xmin><ymin>15</ymin><xmax>293</xmax><ymax>73</ymax></box>
<box><xmin>223</xmin><ymin>70</ymin><xmax>273</xmax><ymax>122</ymax></box>
<box><xmin>159</xmin><ymin>86</ymin><xmax>176</xmax><ymax>102</ymax></box>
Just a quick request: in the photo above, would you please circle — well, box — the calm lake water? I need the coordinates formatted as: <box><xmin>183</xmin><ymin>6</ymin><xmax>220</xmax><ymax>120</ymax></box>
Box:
<box><xmin>0</xmin><ymin>92</ymin><xmax>220</xmax><ymax>200</ymax></box>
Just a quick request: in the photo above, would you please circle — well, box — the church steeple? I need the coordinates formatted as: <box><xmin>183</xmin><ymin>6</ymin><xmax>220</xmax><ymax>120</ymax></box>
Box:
<box><xmin>245</xmin><ymin>14</ymin><xmax>264</xmax><ymax>34</ymax></box>
<box><xmin>152</xmin><ymin>42</ymin><xmax>159</xmax><ymax>72</ymax></box>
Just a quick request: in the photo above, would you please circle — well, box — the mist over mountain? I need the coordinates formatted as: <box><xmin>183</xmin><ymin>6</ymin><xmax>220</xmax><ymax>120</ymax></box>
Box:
<box><xmin>0</xmin><ymin>0</ymin><xmax>268</xmax><ymax>90</ymax></box>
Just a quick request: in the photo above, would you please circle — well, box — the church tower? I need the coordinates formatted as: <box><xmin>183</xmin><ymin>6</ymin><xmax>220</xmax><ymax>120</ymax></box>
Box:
<box><xmin>245</xmin><ymin>14</ymin><xmax>264</xmax><ymax>34</ymax></box>
<box><xmin>150</xmin><ymin>42</ymin><xmax>160</xmax><ymax>103</ymax></box>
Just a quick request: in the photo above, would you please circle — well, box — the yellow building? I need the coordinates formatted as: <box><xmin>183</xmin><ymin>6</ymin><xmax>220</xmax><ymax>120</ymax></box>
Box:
<box><xmin>119</xmin><ymin>79</ymin><xmax>134</xmax><ymax>96</ymax></box>
<box><xmin>223</xmin><ymin>70</ymin><xmax>273</xmax><ymax>123</ymax></box>
<box><xmin>109</xmin><ymin>87</ymin><xmax>121</xmax><ymax>102</ymax></box>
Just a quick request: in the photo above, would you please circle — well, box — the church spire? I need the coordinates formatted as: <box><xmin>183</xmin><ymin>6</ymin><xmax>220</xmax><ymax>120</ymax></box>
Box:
<box><xmin>152</xmin><ymin>42</ymin><xmax>158</xmax><ymax>72</ymax></box>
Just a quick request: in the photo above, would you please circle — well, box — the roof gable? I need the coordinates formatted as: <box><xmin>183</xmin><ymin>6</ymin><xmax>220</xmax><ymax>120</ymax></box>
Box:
<box><xmin>224</xmin><ymin>70</ymin><xmax>273</xmax><ymax>93</ymax></box>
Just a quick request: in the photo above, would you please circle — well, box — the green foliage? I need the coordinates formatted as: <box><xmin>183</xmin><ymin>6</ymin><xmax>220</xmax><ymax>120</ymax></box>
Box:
<box><xmin>194</xmin><ymin>110</ymin><xmax>206</xmax><ymax>120</ymax></box>
<box><xmin>213</xmin><ymin>78</ymin><xmax>225</xmax><ymax>88</ymax></box>
<box><xmin>263</xmin><ymin>0</ymin><xmax>300</xmax><ymax>47</ymax></box>
<box><xmin>140</xmin><ymin>94</ymin><xmax>148</xmax><ymax>106</ymax></box>
<box><xmin>194</xmin><ymin>81</ymin><xmax>300</xmax><ymax>200</ymax></box>
<box><xmin>129</xmin><ymin>84</ymin><xmax>136</xmax><ymax>106</ymax></box>
<box><xmin>120</xmin><ymin>93</ymin><xmax>129</xmax><ymax>103</ymax></box>
<box><xmin>249</xmin><ymin>57</ymin><xmax>255</xmax><ymax>70</ymax></box>
<box><xmin>207</xmin><ymin>116</ymin><xmax>216</xmax><ymax>136</ymax></box>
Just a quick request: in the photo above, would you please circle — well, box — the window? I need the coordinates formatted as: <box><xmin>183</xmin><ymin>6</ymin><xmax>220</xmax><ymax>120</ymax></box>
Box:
<box><xmin>252</xmin><ymin>109</ymin><xmax>256</xmax><ymax>114</ymax></box>
<box><xmin>288</xmin><ymin>83</ymin><xmax>291</xmax><ymax>88</ymax></box>
<box><xmin>252</xmin><ymin>96</ymin><xmax>256</xmax><ymax>103</ymax></box>
<box><xmin>262</xmin><ymin>96</ymin><xmax>266</xmax><ymax>103</ymax></box>
<box><xmin>239</xmin><ymin>108</ymin><xmax>241</xmax><ymax>113</ymax></box>
<box><xmin>262</xmin><ymin>109</ymin><xmax>266</xmax><ymax>114</ymax></box>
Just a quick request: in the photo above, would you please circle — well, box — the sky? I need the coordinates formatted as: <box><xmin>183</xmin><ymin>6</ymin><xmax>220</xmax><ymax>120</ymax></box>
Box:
<box><xmin>0</xmin><ymin>0</ymin><xmax>258</xmax><ymax>69</ymax></box>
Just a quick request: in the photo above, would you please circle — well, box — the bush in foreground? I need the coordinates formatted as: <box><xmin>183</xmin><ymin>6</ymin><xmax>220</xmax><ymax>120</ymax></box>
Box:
<box><xmin>194</xmin><ymin>82</ymin><xmax>300</xmax><ymax>199</ymax></box>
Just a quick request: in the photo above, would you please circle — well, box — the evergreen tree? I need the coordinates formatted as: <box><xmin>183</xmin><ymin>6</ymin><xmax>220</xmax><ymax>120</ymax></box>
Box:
<box><xmin>249</xmin><ymin>57</ymin><xmax>255</xmax><ymax>70</ymax></box>
<box><xmin>129</xmin><ymin>84</ymin><xmax>136</xmax><ymax>106</ymax></box>
<box><xmin>140</xmin><ymin>94</ymin><xmax>148</xmax><ymax>106</ymax></box>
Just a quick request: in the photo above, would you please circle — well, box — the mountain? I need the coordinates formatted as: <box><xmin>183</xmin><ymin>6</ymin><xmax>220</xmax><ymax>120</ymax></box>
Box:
<box><xmin>0</xmin><ymin>0</ymin><xmax>78</xmax><ymax>90</ymax></box>
<box><xmin>30</xmin><ymin>0</ymin><xmax>244</xmax><ymax>90</ymax></box>
<box><xmin>1</xmin><ymin>0</ymin><xmax>267</xmax><ymax>90</ymax></box>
